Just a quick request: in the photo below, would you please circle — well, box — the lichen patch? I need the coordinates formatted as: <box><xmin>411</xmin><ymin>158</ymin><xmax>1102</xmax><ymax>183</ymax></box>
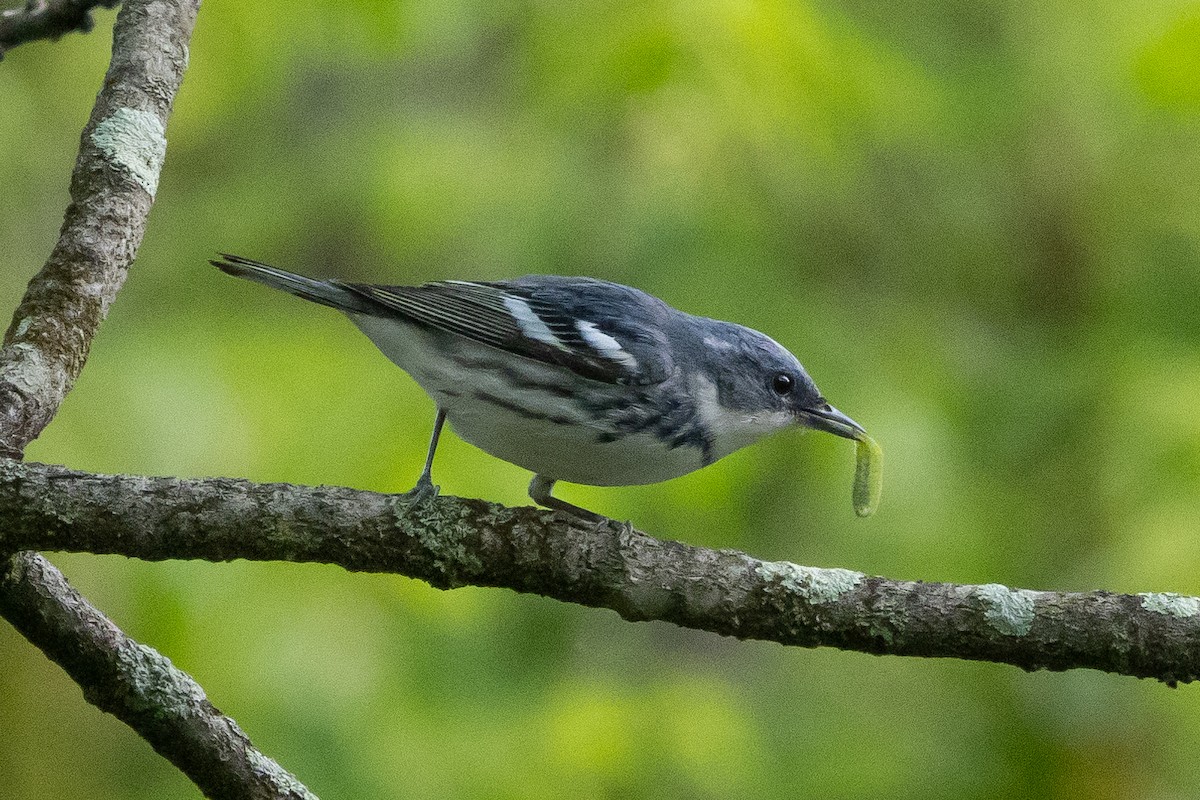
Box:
<box><xmin>976</xmin><ymin>583</ymin><xmax>1038</xmax><ymax>636</ymax></box>
<box><xmin>91</xmin><ymin>108</ymin><xmax>167</xmax><ymax>197</ymax></box>
<box><xmin>755</xmin><ymin>561</ymin><xmax>864</xmax><ymax>604</ymax></box>
<box><xmin>1139</xmin><ymin>592</ymin><xmax>1200</xmax><ymax>618</ymax></box>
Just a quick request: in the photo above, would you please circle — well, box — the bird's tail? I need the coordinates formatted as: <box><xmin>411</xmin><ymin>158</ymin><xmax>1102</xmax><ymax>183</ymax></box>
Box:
<box><xmin>211</xmin><ymin>254</ymin><xmax>375</xmax><ymax>313</ymax></box>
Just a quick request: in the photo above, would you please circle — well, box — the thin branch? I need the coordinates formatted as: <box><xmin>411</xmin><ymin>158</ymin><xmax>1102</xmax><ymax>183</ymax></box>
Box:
<box><xmin>0</xmin><ymin>551</ymin><xmax>316</xmax><ymax>799</ymax></box>
<box><xmin>4</xmin><ymin>459</ymin><xmax>1199</xmax><ymax>686</ymax></box>
<box><xmin>0</xmin><ymin>0</ymin><xmax>317</xmax><ymax>796</ymax></box>
<box><xmin>0</xmin><ymin>0</ymin><xmax>120</xmax><ymax>58</ymax></box>
<box><xmin>0</xmin><ymin>0</ymin><xmax>177</xmax><ymax>456</ymax></box>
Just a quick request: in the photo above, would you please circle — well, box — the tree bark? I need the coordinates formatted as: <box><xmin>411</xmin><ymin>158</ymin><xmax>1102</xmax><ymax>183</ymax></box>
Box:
<box><xmin>4</xmin><ymin>459</ymin><xmax>1199</xmax><ymax>686</ymax></box>
<box><xmin>0</xmin><ymin>0</ymin><xmax>317</xmax><ymax>796</ymax></box>
<box><xmin>0</xmin><ymin>0</ymin><xmax>174</xmax><ymax>455</ymax></box>
<box><xmin>0</xmin><ymin>550</ymin><xmax>316</xmax><ymax>799</ymax></box>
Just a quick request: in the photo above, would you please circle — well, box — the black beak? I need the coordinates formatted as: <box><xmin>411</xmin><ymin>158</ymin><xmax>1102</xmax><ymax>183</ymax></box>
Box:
<box><xmin>799</xmin><ymin>403</ymin><xmax>866</xmax><ymax>441</ymax></box>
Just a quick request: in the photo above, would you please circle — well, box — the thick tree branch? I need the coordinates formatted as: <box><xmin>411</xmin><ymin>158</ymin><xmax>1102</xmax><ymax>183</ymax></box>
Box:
<box><xmin>0</xmin><ymin>551</ymin><xmax>316</xmax><ymax>799</ymax></box>
<box><xmin>3</xmin><ymin>459</ymin><xmax>1199</xmax><ymax>686</ymax></box>
<box><xmin>0</xmin><ymin>0</ymin><xmax>120</xmax><ymax>58</ymax></box>
<box><xmin>0</xmin><ymin>0</ymin><xmax>316</xmax><ymax>796</ymax></box>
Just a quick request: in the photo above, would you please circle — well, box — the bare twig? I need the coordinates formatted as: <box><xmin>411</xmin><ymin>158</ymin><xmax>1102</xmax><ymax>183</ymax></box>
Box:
<box><xmin>0</xmin><ymin>0</ymin><xmax>318</xmax><ymax>796</ymax></box>
<box><xmin>4</xmin><ymin>459</ymin><xmax>1200</xmax><ymax>686</ymax></box>
<box><xmin>0</xmin><ymin>0</ymin><xmax>120</xmax><ymax>58</ymax></box>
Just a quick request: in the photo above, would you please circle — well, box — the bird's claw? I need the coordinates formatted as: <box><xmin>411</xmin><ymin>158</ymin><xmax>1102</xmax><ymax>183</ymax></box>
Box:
<box><xmin>400</xmin><ymin>477</ymin><xmax>440</xmax><ymax>506</ymax></box>
<box><xmin>569</xmin><ymin>507</ymin><xmax>608</xmax><ymax>525</ymax></box>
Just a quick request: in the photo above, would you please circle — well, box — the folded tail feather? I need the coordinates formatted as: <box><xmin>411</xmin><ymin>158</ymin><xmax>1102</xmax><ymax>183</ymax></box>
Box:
<box><xmin>211</xmin><ymin>254</ymin><xmax>376</xmax><ymax>314</ymax></box>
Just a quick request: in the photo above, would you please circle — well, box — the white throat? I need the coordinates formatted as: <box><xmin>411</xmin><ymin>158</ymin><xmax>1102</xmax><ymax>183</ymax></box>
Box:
<box><xmin>689</xmin><ymin>374</ymin><xmax>794</xmax><ymax>460</ymax></box>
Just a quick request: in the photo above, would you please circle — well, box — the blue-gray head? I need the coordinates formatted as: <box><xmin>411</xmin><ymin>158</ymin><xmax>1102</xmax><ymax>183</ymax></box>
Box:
<box><xmin>687</xmin><ymin>318</ymin><xmax>864</xmax><ymax>459</ymax></box>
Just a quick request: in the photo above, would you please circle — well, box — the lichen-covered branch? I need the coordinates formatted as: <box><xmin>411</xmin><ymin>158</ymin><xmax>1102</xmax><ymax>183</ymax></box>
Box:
<box><xmin>0</xmin><ymin>0</ymin><xmax>120</xmax><ymax>59</ymax></box>
<box><xmin>4</xmin><ymin>459</ymin><xmax>1199</xmax><ymax>686</ymax></box>
<box><xmin>0</xmin><ymin>0</ymin><xmax>316</xmax><ymax>796</ymax></box>
<box><xmin>0</xmin><ymin>551</ymin><xmax>316</xmax><ymax>799</ymax></box>
<box><xmin>0</xmin><ymin>0</ymin><xmax>179</xmax><ymax>457</ymax></box>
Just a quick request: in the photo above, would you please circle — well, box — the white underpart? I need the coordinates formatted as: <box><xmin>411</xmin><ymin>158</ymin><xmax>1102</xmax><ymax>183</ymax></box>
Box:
<box><xmin>502</xmin><ymin>295</ymin><xmax>567</xmax><ymax>350</ymax></box>
<box><xmin>576</xmin><ymin>320</ymin><xmax>639</xmax><ymax>369</ymax></box>
<box><xmin>691</xmin><ymin>374</ymin><xmax>793</xmax><ymax>460</ymax></box>
<box><xmin>348</xmin><ymin>313</ymin><xmax>702</xmax><ymax>485</ymax></box>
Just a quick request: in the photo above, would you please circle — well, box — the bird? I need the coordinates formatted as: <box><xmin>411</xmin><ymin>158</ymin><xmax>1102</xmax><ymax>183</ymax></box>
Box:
<box><xmin>212</xmin><ymin>254</ymin><xmax>870</xmax><ymax>521</ymax></box>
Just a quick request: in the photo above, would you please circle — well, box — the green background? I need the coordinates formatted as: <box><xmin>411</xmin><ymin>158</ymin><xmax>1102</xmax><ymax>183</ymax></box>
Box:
<box><xmin>3</xmin><ymin>0</ymin><xmax>1200</xmax><ymax>796</ymax></box>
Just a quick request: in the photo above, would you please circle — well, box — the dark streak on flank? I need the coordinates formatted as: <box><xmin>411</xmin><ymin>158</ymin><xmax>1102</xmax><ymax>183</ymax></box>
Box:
<box><xmin>449</xmin><ymin>354</ymin><xmax>577</xmax><ymax>399</ymax></box>
<box><xmin>499</xmin><ymin>368</ymin><xmax>576</xmax><ymax>398</ymax></box>
<box><xmin>473</xmin><ymin>391</ymin><xmax>575</xmax><ymax>426</ymax></box>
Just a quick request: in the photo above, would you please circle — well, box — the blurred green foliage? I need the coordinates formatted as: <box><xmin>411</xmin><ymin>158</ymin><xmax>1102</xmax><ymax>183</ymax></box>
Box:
<box><xmin>3</xmin><ymin>0</ymin><xmax>1200</xmax><ymax>797</ymax></box>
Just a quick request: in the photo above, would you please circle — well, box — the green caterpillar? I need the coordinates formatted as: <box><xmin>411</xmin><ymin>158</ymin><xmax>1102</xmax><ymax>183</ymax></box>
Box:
<box><xmin>852</xmin><ymin>434</ymin><xmax>883</xmax><ymax>517</ymax></box>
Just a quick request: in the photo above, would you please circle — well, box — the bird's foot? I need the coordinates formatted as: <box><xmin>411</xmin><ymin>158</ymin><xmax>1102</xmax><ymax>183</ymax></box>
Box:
<box><xmin>400</xmin><ymin>476</ymin><xmax>440</xmax><ymax>506</ymax></box>
<box><xmin>528</xmin><ymin>474</ymin><xmax>610</xmax><ymax>525</ymax></box>
<box><xmin>553</xmin><ymin>503</ymin><xmax>607</xmax><ymax>525</ymax></box>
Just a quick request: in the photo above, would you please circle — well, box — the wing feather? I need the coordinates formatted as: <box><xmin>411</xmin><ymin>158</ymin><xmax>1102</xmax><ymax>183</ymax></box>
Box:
<box><xmin>339</xmin><ymin>278</ymin><xmax>674</xmax><ymax>385</ymax></box>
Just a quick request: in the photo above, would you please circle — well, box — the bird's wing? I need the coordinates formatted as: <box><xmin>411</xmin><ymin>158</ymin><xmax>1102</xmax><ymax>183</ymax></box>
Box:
<box><xmin>339</xmin><ymin>277</ymin><xmax>676</xmax><ymax>385</ymax></box>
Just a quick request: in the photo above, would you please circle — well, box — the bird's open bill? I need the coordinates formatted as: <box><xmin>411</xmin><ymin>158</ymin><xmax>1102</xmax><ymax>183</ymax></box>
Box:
<box><xmin>799</xmin><ymin>404</ymin><xmax>866</xmax><ymax>441</ymax></box>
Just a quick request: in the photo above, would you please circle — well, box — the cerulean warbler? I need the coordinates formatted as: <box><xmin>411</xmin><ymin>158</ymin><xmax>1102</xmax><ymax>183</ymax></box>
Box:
<box><xmin>213</xmin><ymin>254</ymin><xmax>872</xmax><ymax>520</ymax></box>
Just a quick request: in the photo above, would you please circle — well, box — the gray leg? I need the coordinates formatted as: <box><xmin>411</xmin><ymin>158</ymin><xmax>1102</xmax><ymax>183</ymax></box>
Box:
<box><xmin>402</xmin><ymin>408</ymin><xmax>446</xmax><ymax>505</ymax></box>
<box><xmin>528</xmin><ymin>474</ymin><xmax>605</xmax><ymax>523</ymax></box>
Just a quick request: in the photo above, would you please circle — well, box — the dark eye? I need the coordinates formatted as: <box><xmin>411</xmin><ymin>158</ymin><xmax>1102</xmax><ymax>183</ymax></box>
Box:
<box><xmin>771</xmin><ymin>373</ymin><xmax>794</xmax><ymax>396</ymax></box>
